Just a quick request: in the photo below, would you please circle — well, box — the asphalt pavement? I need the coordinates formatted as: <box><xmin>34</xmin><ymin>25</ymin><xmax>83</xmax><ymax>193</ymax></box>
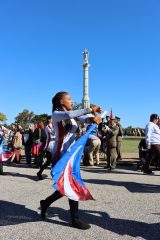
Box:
<box><xmin>0</xmin><ymin>160</ymin><xmax>160</xmax><ymax>240</ymax></box>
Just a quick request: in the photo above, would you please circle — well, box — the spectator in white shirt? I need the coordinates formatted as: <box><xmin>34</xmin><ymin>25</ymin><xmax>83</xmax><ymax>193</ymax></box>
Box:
<box><xmin>143</xmin><ymin>113</ymin><xmax>160</xmax><ymax>174</ymax></box>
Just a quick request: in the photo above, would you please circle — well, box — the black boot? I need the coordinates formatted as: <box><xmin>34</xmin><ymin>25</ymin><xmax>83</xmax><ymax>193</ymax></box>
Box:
<box><xmin>37</xmin><ymin>155</ymin><xmax>52</xmax><ymax>180</ymax></box>
<box><xmin>40</xmin><ymin>200</ymin><xmax>47</xmax><ymax>219</ymax></box>
<box><xmin>143</xmin><ymin>168</ymin><xmax>154</xmax><ymax>174</ymax></box>
<box><xmin>69</xmin><ymin>199</ymin><xmax>91</xmax><ymax>230</ymax></box>
<box><xmin>40</xmin><ymin>191</ymin><xmax>63</xmax><ymax>219</ymax></box>
<box><xmin>37</xmin><ymin>171</ymin><xmax>43</xmax><ymax>180</ymax></box>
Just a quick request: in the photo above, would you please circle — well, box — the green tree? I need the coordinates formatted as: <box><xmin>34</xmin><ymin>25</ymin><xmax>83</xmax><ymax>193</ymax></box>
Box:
<box><xmin>72</xmin><ymin>102</ymin><xmax>83</xmax><ymax>110</ymax></box>
<box><xmin>14</xmin><ymin>109</ymin><xmax>35</xmax><ymax>129</ymax></box>
<box><xmin>72</xmin><ymin>102</ymin><xmax>95</xmax><ymax>110</ymax></box>
<box><xmin>124</xmin><ymin>126</ymin><xmax>133</xmax><ymax>136</ymax></box>
<box><xmin>0</xmin><ymin>112</ymin><xmax>7</xmax><ymax>122</ymax></box>
<box><xmin>31</xmin><ymin>113</ymin><xmax>49</xmax><ymax>126</ymax></box>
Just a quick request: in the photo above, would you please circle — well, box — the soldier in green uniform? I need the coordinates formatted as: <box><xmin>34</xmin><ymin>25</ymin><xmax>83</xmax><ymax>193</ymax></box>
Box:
<box><xmin>115</xmin><ymin>116</ymin><xmax>123</xmax><ymax>161</ymax></box>
<box><xmin>104</xmin><ymin>117</ymin><xmax>119</xmax><ymax>169</ymax></box>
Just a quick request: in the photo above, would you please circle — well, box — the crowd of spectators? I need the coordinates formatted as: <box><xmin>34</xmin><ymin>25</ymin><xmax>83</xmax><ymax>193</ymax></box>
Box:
<box><xmin>1</xmin><ymin>115</ymin><xmax>123</xmax><ymax>173</ymax></box>
<box><xmin>1</xmin><ymin>113</ymin><xmax>160</xmax><ymax>176</ymax></box>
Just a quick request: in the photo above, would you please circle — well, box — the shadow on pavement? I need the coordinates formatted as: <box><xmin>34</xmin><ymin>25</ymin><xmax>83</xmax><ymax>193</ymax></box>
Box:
<box><xmin>81</xmin><ymin>165</ymin><xmax>160</xmax><ymax>176</ymax></box>
<box><xmin>0</xmin><ymin>200</ymin><xmax>40</xmax><ymax>226</ymax></box>
<box><xmin>48</xmin><ymin>207</ymin><xmax>160</xmax><ymax>239</ymax></box>
<box><xmin>1</xmin><ymin>172</ymin><xmax>49</xmax><ymax>182</ymax></box>
<box><xmin>0</xmin><ymin>201</ymin><xmax>160</xmax><ymax>239</ymax></box>
<box><xmin>84</xmin><ymin>178</ymin><xmax>160</xmax><ymax>193</ymax></box>
<box><xmin>152</xmin><ymin>213</ymin><xmax>160</xmax><ymax>216</ymax></box>
<box><xmin>80</xmin><ymin>209</ymin><xmax>160</xmax><ymax>240</ymax></box>
<box><xmin>0</xmin><ymin>200</ymin><xmax>69</xmax><ymax>227</ymax></box>
<box><xmin>81</xmin><ymin>165</ymin><xmax>143</xmax><ymax>176</ymax></box>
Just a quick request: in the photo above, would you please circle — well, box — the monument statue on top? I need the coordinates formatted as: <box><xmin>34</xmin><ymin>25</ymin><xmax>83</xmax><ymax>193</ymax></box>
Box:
<box><xmin>82</xmin><ymin>49</ymin><xmax>90</xmax><ymax>108</ymax></box>
<box><xmin>83</xmin><ymin>49</ymin><xmax>89</xmax><ymax>63</ymax></box>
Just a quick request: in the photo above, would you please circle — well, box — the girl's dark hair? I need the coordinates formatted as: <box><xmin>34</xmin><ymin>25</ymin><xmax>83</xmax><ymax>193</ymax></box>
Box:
<box><xmin>52</xmin><ymin>91</ymin><xmax>72</xmax><ymax>135</ymax></box>
<box><xmin>52</xmin><ymin>91</ymin><xmax>69</xmax><ymax>112</ymax></box>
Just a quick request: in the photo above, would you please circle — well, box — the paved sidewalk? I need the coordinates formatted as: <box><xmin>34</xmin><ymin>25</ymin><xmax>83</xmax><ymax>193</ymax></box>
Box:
<box><xmin>0</xmin><ymin>162</ymin><xmax>160</xmax><ymax>240</ymax></box>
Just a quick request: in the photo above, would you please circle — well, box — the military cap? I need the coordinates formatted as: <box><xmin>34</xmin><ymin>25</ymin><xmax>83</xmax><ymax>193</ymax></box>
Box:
<box><xmin>115</xmin><ymin>116</ymin><xmax>121</xmax><ymax>120</ymax></box>
<box><xmin>110</xmin><ymin>116</ymin><xmax>116</xmax><ymax>120</ymax></box>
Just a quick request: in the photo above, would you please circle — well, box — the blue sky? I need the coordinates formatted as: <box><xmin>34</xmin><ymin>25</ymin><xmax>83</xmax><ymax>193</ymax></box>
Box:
<box><xmin>0</xmin><ymin>0</ymin><xmax>160</xmax><ymax>127</ymax></box>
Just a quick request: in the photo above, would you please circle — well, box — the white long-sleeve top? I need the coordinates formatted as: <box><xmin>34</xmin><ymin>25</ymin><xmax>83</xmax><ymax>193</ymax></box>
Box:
<box><xmin>145</xmin><ymin>122</ymin><xmax>160</xmax><ymax>145</ymax></box>
<box><xmin>51</xmin><ymin>108</ymin><xmax>92</xmax><ymax>166</ymax></box>
<box><xmin>44</xmin><ymin>123</ymin><xmax>56</xmax><ymax>153</ymax></box>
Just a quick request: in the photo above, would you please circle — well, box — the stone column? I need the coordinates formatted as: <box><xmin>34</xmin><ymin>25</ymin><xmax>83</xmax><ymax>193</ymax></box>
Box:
<box><xmin>82</xmin><ymin>49</ymin><xmax>90</xmax><ymax>108</ymax></box>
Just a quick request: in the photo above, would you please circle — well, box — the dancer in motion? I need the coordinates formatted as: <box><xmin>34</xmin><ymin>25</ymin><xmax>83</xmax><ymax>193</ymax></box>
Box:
<box><xmin>40</xmin><ymin>91</ymin><xmax>102</xmax><ymax>230</ymax></box>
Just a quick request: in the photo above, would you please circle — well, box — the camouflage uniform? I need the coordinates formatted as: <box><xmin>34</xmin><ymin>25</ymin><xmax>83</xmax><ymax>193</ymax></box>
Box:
<box><xmin>116</xmin><ymin>123</ymin><xmax>123</xmax><ymax>160</ymax></box>
<box><xmin>105</xmin><ymin>123</ymin><xmax>119</xmax><ymax>169</ymax></box>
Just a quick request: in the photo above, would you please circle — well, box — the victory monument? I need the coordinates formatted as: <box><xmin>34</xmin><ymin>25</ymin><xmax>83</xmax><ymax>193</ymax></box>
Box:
<box><xmin>82</xmin><ymin>49</ymin><xmax>90</xmax><ymax>108</ymax></box>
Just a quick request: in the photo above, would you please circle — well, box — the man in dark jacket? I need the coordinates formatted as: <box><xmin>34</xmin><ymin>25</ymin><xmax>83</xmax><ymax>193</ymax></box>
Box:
<box><xmin>22</xmin><ymin>125</ymin><xmax>33</xmax><ymax>166</ymax></box>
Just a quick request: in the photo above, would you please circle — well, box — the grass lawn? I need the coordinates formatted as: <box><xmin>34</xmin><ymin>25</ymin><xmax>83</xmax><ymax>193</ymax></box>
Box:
<box><xmin>121</xmin><ymin>136</ymin><xmax>144</xmax><ymax>153</ymax></box>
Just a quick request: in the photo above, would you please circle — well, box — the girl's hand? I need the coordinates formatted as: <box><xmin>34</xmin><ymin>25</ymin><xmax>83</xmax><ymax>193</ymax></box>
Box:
<box><xmin>90</xmin><ymin>106</ymin><xmax>102</xmax><ymax>115</ymax></box>
<box><xmin>92</xmin><ymin>116</ymin><xmax>102</xmax><ymax>124</ymax></box>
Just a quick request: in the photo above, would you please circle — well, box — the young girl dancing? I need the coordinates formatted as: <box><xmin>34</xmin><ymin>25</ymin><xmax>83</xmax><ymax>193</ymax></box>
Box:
<box><xmin>40</xmin><ymin>91</ymin><xmax>102</xmax><ymax>230</ymax></box>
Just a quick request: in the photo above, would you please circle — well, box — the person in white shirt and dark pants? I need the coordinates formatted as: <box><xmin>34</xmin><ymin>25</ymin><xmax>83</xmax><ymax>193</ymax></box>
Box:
<box><xmin>144</xmin><ymin>113</ymin><xmax>160</xmax><ymax>174</ymax></box>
